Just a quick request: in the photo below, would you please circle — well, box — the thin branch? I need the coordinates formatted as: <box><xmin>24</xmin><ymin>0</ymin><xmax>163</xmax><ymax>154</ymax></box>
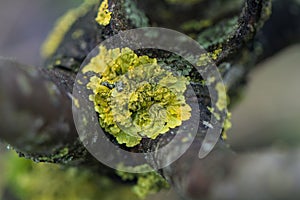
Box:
<box><xmin>0</xmin><ymin>59</ymin><xmax>77</xmax><ymax>160</ymax></box>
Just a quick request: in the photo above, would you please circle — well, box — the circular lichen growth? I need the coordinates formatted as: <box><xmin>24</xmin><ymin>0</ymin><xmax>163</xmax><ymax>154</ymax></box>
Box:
<box><xmin>83</xmin><ymin>46</ymin><xmax>192</xmax><ymax>147</ymax></box>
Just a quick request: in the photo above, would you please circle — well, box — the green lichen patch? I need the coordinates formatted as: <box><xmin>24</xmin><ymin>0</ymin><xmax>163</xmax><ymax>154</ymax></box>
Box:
<box><xmin>197</xmin><ymin>17</ymin><xmax>238</xmax><ymax>49</ymax></box>
<box><xmin>123</xmin><ymin>0</ymin><xmax>149</xmax><ymax>27</ymax></box>
<box><xmin>197</xmin><ymin>48</ymin><xmax>222</xmax><ymax>66</ymax></box>
<box><xmin>34</xmin><ymin>147</ymin><xmax>70</xmax><ymax>163</ymax></box>
<box><xmin>116</xmin><ymin>164</ymin><xmax>170</xmax><ymax>199</ymax></box>
<box><xmin>83</xmin><ymin>46</ymin><xmax>192</xmax><ymax>147</ymax></box>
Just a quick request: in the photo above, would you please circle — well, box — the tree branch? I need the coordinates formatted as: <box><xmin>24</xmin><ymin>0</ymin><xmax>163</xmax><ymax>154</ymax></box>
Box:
<box><xmin>0</xmin><ymin>0</ymin><xmax>300</xmax><ymax>199</ymax></box>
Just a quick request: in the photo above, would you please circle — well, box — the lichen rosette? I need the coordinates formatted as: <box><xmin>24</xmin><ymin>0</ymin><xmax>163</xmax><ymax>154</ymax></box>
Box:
<box><xmin>83</xmin><ymin>46</ymin><xmax>191</xmax><ymax>147</ymax></box>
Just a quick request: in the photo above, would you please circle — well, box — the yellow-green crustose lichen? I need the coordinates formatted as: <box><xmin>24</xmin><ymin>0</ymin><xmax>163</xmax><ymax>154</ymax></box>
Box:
<box><xmin>95</xmin><ymin>0</ymin><xmax>112</xmax><ymax>26</ymax></box>
<box><xmin>83</xmin><ymin>46</ymin><xmax>191</xmax><ymax>147</ymax></box>
<box><xmin>197</xmin><ymin>48</ymin><xmax>222</xmax><ymax>66</ymax></box>
<box><xmin>207</xmin><ymin>106</ymin><xmax>232</xmax><ymax>140</ymax></box>
<box><xmin>116</xmin><ymin>164</ymin><xmax>170</xmax><ymax>199</ymax></box>
<box><xmin>207</xmin><ymin>81</ymin><xmax>231</xmax><ymax>140</ymax></box>
<box><xmin>197</xmin><ymin>17</ymin><xmax>239</xmax><ymax>49</ymax></box>
<box><xmin>215</xmin><ymin>82</ymin><xmax>227</xmax><ymax>112</ymax></box>
<box><xmin>41</xmin><ymin>0</ymin><xmax>98</xmax><ymax>58</ymax></box>
<box><xmin>222</xmin><ymin>111</ymin><xmax>232</xmax><ymax>140</ymax></box>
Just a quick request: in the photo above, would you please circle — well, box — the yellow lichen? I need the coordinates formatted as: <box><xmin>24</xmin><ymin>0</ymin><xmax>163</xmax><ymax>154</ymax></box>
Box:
<box><xmin>215</xmin><ymin>82</ymin><xmax>227</xmax><ymax>111</ymax></box>
<box><xmin>73</xmin><ymin>98</ymin><xmax>80</xmax><ymax>108</ymax></box>
<box><xmin>41</xmin><ymin>0</ymin><xmax>98</xmax><ymax>58</ymax></box>
<box><xmin>207</xmin><ymin>106</ymin><xmax>221</xmax><ymax>121</ymax></box>
<box><xmin>211</xmin><ymin>48</ymin><xmax>222</xmax><ymax>60</ymax></box>
<box><xmin>197</xmin><ymin>48</ymin><xmax>222</xmax><ymax>66</ymax></box>
<box><xmin>116</xmin><ymin>164</ymin><xmax>170</xmax><ymax>199</ymax></box>
<box><xmin>207</xmin><ymin>76</ymin><xmax>216</xmax><ymax>85</ymax></box>
<box><xmin>95</xmin><ymin>0</ymin><xmax>112</xmax><ymax>26</ymax></box>
<box><xmin>222</xmin><ymin>111</ymin><xmax>232</xmax><ymax>140</ymax></box>
<box><xmin>207</xmin><ymin>107</ymin><xmax>231</xmax><ymax>140</ymax></box>
<box><xmin>83</xmin><ymin>46</ymin><xmax>191</xmax><ymax>147</ymax></box>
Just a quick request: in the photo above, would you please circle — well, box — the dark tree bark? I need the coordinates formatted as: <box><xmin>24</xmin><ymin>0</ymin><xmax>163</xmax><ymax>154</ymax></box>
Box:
<box><xmin>0</xmin><ymin>0</ymin><xmax>299</xmax><ymax>199</ymax></box>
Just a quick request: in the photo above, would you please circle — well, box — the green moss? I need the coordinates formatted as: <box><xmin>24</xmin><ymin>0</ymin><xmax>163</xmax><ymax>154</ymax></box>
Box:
<box><xmin>95</xmin><ymin>0</ymin><xmax>112</xmax><ymax>26</ymax></box>
<box><xmin>4</xmin><ymin>152</ymin><xmax>139</xmax><ymax>200</ymax></box>
<box><xmin>116</xmin><ymin>164</ymin><xmax>170</xmax><ymax>199</ymax></box>
<box><xmin>41</xmin><ymin>0</ymin><xmax>98</xmax><ymax>58</ymax></box>
<box><xmin>83</xmin><ymin>46</ymin><xmax>191</xmax><ymax>147</ymax></box>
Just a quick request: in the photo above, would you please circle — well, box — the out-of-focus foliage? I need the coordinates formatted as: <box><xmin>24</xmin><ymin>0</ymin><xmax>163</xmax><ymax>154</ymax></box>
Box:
<box><xmin>3</xmin><ymin>152</ymin><xmax>139</xmax><ymax>200</ymax></box>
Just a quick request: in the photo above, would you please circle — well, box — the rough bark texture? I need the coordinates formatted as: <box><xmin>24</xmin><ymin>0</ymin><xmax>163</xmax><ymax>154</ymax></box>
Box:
<box><xmin>0</xmin><ymin>0</ymin><xmax>299</xmax><ymax>199</ymax></box>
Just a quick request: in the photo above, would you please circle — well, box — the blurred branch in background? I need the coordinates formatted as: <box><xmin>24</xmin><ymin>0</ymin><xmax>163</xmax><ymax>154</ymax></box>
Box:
<box><xmin>229</xmin><ymin>45</ymin><xmax>300</xmax><ymax>151</ymax></box>
<box><xmin>0</xmin><ymin>0</ymin><xmax>81</xmax><ymax>66</ymax></box>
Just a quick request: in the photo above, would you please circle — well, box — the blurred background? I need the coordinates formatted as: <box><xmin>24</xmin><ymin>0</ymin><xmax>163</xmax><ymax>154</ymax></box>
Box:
<box><xmin>0</xmin><ymin>0</ymin><xmax>83</xmax><ymax>66</ymax></box>
<box><xmin>0</xmin><ymin>0</ymin><xmax>299</xmax><ymax>200</ymax></box>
